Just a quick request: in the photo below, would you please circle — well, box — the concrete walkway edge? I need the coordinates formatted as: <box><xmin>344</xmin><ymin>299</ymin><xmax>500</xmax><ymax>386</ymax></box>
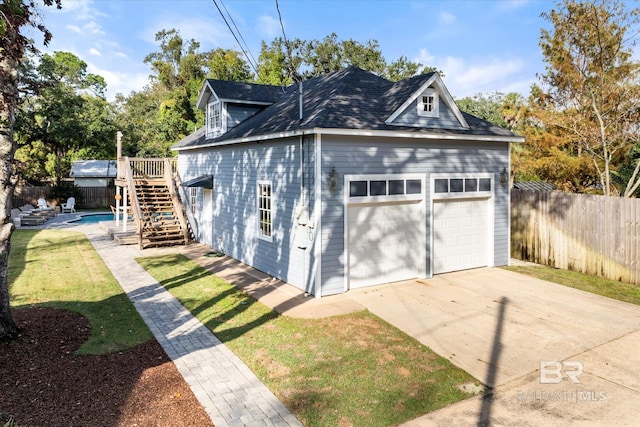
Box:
<box><xmin>82</xmin><ymin>226</ymin><xmax>302</xmax><ymax>427</ymax></box>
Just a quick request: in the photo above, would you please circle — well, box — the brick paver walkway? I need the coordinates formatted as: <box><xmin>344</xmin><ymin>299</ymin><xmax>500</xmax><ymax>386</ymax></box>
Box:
<box><xmin>73</xmin><ymin>223</ymin><xmax>302</xmax><ymax>427</ymax></box>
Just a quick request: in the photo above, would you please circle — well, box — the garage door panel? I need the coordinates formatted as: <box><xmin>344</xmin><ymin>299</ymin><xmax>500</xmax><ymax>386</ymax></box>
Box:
<box><xmin>348</xmin><ymin>201</ymin><xmax>424</xmax><ymax>288</ymax></box>
<box><xmin>434</xmin><ymin>199</ymin><xmax>489</xmax><ymax>274</ymax></box>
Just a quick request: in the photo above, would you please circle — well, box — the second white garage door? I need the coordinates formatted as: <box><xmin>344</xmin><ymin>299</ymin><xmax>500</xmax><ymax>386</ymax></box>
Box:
<box><xmin>433</xmin><ymin>199</ymin><xmax>490</xmax><ymax>274</ymax></box>
<box><xmin>348</xmin><ymin>201</ymin><xmax>425</xmax><ymax>288</ymax></box>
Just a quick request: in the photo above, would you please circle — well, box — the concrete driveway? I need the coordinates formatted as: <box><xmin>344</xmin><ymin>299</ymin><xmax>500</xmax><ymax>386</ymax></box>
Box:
<box><xmin>346</xmin><ymin>267</ymin><xmax>640</xmax><ymax>426</ymax></box>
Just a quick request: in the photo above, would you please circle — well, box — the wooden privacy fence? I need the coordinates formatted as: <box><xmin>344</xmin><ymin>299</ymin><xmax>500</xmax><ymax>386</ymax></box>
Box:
<box><xmin>511</xmin><ymin>189</ymin><xmax>640</xmax><ymax>285</ymax></box>
<box><xmin>12</xmin><ymin>186</ymin><xmax>116</xmax><ymax>209</ymax></box>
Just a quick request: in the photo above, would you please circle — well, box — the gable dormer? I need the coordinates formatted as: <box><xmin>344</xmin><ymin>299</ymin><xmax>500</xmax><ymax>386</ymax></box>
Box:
<box><xmin>386</xmin><ymin>73</ymin><xmax>469</xmax><ymax>130</ymax></box>
<box><xmin>196</xmin><ymin>79</ymin><xmax>280</xmax><ymax>139</ymax></box>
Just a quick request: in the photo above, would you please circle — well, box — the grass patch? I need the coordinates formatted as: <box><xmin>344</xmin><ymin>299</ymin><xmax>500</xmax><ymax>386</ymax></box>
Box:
<box><xmin>505</xmin><ymin>265</ymin><xmax>640</xmax><ymax>305</ymax></box>
<box><xmin>137</xmin><ymin>254</ymin><xmax>476</xmax><ymax>427</ymax></box>
<box><xmin>9</xmin><ymin>229</ymin><xmax>152</xmax><ymax>354</ymax></box>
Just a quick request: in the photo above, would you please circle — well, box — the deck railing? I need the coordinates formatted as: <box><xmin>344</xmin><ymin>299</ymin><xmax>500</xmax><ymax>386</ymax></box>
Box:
<box><xmin>117</xmin><ymin>157</ymin><xmax>177</xmax><ymax>180</ymax></box>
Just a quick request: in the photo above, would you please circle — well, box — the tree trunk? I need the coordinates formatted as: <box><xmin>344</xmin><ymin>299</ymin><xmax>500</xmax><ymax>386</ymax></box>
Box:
<box><xmin>0</xmin><ymin>54</ymin><xmax>20</xmax><ymax>341</ymax></box>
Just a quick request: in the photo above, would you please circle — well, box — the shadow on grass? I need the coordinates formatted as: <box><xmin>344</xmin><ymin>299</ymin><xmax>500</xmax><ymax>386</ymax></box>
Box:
<box><xmin>138</xmin><ymin>254</ymin><xmax>476</xmax><ymax>427</ymax></box>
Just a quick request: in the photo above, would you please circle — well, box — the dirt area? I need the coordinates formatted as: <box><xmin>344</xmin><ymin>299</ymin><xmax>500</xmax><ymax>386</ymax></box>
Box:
<box><xmin>0</xmin><ymin>306</ymin><xmax>214</xmax><ymax>427</ymax></box>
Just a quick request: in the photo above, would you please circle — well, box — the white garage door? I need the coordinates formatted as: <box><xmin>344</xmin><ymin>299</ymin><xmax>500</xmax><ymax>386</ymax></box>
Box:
<box><xmin>348</xmin><ymin>201</ymin><xmax>424</xmax><ymax>288</ymax></box>
<box><xmin>433</xmin><ymin>199</ymin><xmax>489</xmax><ymax>274</ymax></box>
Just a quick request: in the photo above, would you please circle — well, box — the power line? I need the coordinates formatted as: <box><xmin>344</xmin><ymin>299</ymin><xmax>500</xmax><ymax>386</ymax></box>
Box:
<box><xmin>211</xmin><ymin>0</ymin><xmax>259</xmax><ymax>79</ymax></box>
<box><xmin>275</xmin><ymin>0</ymin><xmax>301</xmax><ymax>83</ymax></box>
<box><xmin>218</xmin><ymin>0</ymin><xmax>260</xmax><ymax>75</ymax></box>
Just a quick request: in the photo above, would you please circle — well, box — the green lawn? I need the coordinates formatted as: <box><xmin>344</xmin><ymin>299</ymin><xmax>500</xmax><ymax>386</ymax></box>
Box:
<box><xmin>505</xmin><ymin>264</ymin><xmax>640</xmax><ymax>305</ymax></box>
<box><xmin>137</xmin><ymin>254</ymin><xmax>477</xmax><ymax>427</ymax></box>
<box><xmin>9</xmin><ymin>229</ymin><xmax>152</xmax><ymax>354</ymax></box>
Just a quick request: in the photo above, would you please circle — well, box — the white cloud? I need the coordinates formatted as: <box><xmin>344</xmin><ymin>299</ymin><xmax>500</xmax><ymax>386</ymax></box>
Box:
<box><xmin>257</xmin><ymin>15</ymin><xmax>280</xmax><ymax>39</ymax></box>
<box><xmin>66</xmin><ymin>24</ymin><xmax>82</xmax><ymax>34</ymax></box>
<box><xmin>83</xmin><ymin>21</ymin><xmax>105</xmax><ymax>36</ymax></box>
<box><xmin>89</xmin><ymin>48</ymin><xmax>101</xmax><ymax>56</ymax></box>
<box><xmin>416</xmin><ymin>48</ymin><xmax>530</xmax><ymax>98</ymax></box>
<box><xmin>86</xmin><ymin>61</ymin><xmax>150</xmax><ymax>100</ymax></box>
<box><xmin>144</xmin><ymin>16</ymin><xmax>229</xmax><ymax>49</ymax></box>
<box><xmin>439</xmin><ymin>11</ymin><xmax>457</xmax><ymax>25</ymax></box>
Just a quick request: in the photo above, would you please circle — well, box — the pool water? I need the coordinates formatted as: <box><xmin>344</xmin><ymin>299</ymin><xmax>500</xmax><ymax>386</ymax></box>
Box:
<box><xmin>73</xmin><ymin>213</ymin><xmax>114</xmax><ymax>223</ymax></box>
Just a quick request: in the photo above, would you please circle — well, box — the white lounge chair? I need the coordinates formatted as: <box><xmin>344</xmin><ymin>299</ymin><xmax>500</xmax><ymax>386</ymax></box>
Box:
<box><xmin>61</xmin><ymin>197</ymin><xmax>76</xmax><ymax>213</ymax></box>
<box><xmin>37</xmin><ymin>198</ymin><xmax>54</xmax><ymax>212</ymax></box>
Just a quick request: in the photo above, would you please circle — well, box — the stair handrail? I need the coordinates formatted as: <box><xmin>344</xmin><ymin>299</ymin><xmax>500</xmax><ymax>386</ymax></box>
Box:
<box><xmin>163</xmin><ymin>158</ymin><xmax>191</xmax><ymax>244</ymax></box>
<box><xmin>122</xmin><ymin>156</ymin><xmax>145</xmax><ymax>248</ymax></box>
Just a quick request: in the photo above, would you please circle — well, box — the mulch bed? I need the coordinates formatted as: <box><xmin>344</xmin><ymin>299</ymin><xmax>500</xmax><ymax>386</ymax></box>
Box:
<box><xmin>0</xmin><ymin>307</ymin><xmax>214</xmax><ymax>427</ymax></box>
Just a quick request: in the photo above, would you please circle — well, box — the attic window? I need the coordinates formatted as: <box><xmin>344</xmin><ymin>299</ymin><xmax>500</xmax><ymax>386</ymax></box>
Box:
<box><xmin>206</xmin><ymin>102</ymin><xmax>222</xmax><ymax>138</ymax></box>
<box><xmin>417</xmin><ymin>89</ymin><xmax>439</xmax><ymax>118</ymax></box>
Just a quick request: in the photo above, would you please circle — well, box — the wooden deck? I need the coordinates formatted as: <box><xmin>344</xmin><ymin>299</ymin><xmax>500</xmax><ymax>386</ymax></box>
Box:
<box><xmin>98</xmin><ymin>220</ymin><xmax>138</xmax><ymax>245</ymax></box>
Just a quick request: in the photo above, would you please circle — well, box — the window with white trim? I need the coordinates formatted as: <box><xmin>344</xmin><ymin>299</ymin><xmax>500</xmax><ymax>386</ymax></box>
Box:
<box><xmin>417</xmin><ymin>89</ymin><xmax>439</xmax><ymax>118</ymax></box>
<box><xmin>189</xmin><ymin>187</ymin><xmax>198</xmax><ymax>214</ymax></box>
<box><xmin>257</xmin><ymin>181</ymin><xmax>273</xmax><ymax>241</ymax></box>
<box><xmin>206</xmin><ymin>102</ymin><xmax>222</xmax><ymax>138</ymax></box>
<box><xmin>432</xmin><ymin>174</ymin><xmax>493</xmax><ymax>199</ymax></box>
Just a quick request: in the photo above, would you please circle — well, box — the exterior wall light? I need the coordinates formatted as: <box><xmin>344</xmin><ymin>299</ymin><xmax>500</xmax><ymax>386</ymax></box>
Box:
<box><xmin>328</xmin><ymin>166</ymin><xmax>338</xmax><ymax>195</ymax></box>
<box><xmin>500</xmin><ymin>167</ymin><xmax>508</xmax><ymax>188</ymax></box>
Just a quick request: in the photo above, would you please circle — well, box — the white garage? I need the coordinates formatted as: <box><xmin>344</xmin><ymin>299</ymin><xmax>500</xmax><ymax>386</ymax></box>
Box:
<box><xmin>432</xmin><ymin>175</ymin><xmax>494</xmax><ymax>274</ymax></box>
<box><xmin>346</xmin><ymin>175</ymin><xmax>426</xmax><ymax>289</ymax></box>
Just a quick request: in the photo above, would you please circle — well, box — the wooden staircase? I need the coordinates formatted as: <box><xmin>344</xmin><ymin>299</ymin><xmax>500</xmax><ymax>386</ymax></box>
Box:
<box><xmin>115</xmin><ymin>157</ymin><xmax>191</xmax><ymax>249</ymax></box>
<box><xmin>136</xmin><ymin>179</ymin><xmax>187</xmax><ymax>248</ymax></box>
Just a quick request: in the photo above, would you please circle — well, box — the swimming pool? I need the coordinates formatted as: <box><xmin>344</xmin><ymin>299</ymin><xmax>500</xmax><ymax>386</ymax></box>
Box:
<box><xmin>72</xmin><ymin>213</ymin><xmax>114</xmax><ymax>223</ymax></box>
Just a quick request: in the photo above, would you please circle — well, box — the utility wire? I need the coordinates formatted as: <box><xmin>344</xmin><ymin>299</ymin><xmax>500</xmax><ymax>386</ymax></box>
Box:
<box><xmin>275</xmin><ymin>0</ymin><xmax>301</xmax><ymax>83</ymax></box>
<box><xmin>218</xmin><ymin>0</ymin><xmax>260</xmax><ymax>75</ymax></box>
<box><xmin>211</xmin><ymin>0</ymin><xmax>259</xmax><ymax>78</ymax></box>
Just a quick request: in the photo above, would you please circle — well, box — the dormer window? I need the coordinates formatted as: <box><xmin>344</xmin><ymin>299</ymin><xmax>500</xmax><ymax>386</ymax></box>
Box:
<box><xmin>206</xmin><ymin>101</ymin><xmax>222</xmax><ymax>138</ymax></box>
<box><xmin>417</xmin><ymin>89</ymin><xmax>439</xmax><ymax>118</ymax></box>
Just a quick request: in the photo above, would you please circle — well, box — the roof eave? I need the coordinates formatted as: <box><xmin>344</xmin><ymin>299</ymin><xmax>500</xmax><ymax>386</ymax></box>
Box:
<box><xmin>172</xmin><ymin>127</ymin><xmax>525</xmax><ymax>151</ymax></box>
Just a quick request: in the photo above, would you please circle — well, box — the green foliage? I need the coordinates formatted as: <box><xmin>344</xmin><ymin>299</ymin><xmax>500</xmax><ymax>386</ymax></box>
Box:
<box><xmin>257</xmin><ymin>33</ymin><xmax>431</xmax><ymax>84</ymax></box>
<box><xmin>457</xmin><ymin>92</ymin><xmax>511</xmax><ymax>129</ymax></box>
<box><xmin>206</xmin><ymin>48</ymin><xmax>254</xmax><ymax>81</ymax></box>
<box><xmin>14</xmin><ymin>51</ymin><xmax>115</xmax><ymax>185</ymax></box>
<box><xmin>506</xmin><ymin>265</ymin><xmax>640</xmax><ymax>306</ymax></box>
<box><xmin>537</xmin><ymin>0</ymin><xmax>640</xmax><ymax>196</ymax></box>
<box><xmin>48</xmin><ymin>182</ymin><xmax>84</xmax><ymax>206</ymax></box>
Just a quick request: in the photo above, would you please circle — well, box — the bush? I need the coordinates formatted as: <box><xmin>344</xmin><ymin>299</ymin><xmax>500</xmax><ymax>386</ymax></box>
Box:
<box><xmin>49</xmin><ymin>183</ymin><xmax>84</xmax><ymax>206</ymax></box>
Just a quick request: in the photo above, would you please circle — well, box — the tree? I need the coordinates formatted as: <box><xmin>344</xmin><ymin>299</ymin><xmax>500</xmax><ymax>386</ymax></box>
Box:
<box><xmin>538</xmin><ymin>0</ymin><xmax>640</xmax><ymax>196</ymax></box>
<box><xmin>0</xmin><ymin>0</ymin><xmax>61</xmax><ymax>340</ymax></box>
<box><xmin>457</xmin><ymin>92</ymin><xmax>511</xmax><ymax>129</ymax></box>
<box><xmin>385</xmin><ymin>55</ymin><xmax>432</xmax><ymax>82</ymax></box>
<box><xmin>206</xmin><ymin>47</ymin><xmax>253</xmax><ymax>82</ymax></box>
<box><xmin>257</xmin><ymin>33</ymin><xmax>431</xmax><ymax>85</ymax></box>
<box><xmin>15</xmin><ymin>51</ymin><xmax>113</xmax><ymax>185</ymax></box>
<box><xmin>256</xmin><ymin>38</ymin><xmax>300</xmax><ymax>86</ymax></box>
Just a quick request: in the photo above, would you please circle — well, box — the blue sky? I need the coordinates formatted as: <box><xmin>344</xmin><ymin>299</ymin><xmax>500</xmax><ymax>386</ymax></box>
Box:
<box><xmin>34</xmin><ymin>0</ymin><xmax>557</xmax><ymax>101</ymax></box>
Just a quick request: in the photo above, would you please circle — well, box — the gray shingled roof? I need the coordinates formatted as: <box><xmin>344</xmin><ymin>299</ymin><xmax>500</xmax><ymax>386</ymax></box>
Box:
<box><xmin>175</xmin><ymin>67</ymin><xmax>520</xmax><ymax>150</ymax></box>
<box><xmin>204</xmin><ymin>79</ymin><xmax>281</xmax><ymax>103</ymax></box>
<box><xmin>69</xmin><ymin>160</ymin><xmax>117</xmax><ymax>178</ymax></box>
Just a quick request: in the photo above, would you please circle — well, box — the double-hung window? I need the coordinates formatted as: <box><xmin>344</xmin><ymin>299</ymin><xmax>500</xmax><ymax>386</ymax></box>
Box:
<box><xmin>206</xmin><ymin>102</ymin><xmax>222</xmax><ymax>138</ymax></box>
<box><xmin>417</xmin><ymin>89</ymin><xmax>439</xmax><ymax>118</ymax></box>
<box><xmin>257</xmin><ymin>181</ymin><xmax>273</xmax><ymax>242</ymax></box>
